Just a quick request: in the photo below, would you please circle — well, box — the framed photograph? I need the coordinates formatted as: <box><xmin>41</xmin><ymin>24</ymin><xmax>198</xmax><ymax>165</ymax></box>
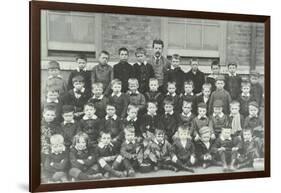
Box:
<box><xmin>30</xmin><ymin>0</ymin><xmax>270</xmax><ymax>192</ymax></box>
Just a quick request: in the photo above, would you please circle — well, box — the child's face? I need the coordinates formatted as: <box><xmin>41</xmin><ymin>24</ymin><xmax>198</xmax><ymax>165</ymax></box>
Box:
<box><xmin>191</xmin><ymin>61</ymin><xmax>199</xmax><ymax>71</ymax></box>
<box><xmin>84</xmin><ymin>105</ymin><xmax>96</xmax><ymax>117</ymax></box>
<box><xmin>100</xmin><ymin>133</ymin><xmax>111</xmax><ymax>145</ymax></box>
<box><xmin>149</xmin><ymin>80</ymin><xmax>159</xmax><ymax>92</ymax></box>
<box><xmin>119</xmin><ymin>50</ymin><xmax>129</xmax><ymax>62</ymax></box>
<box><xmin>128</xmin><ymin>108</ymin><xmax>138</xmax><ymax>119</ymax></box>
<box><xmin>51</xmin><ymin>142</ymin><xmax>65</xmax><ymax>154</ymax></box>
<box><xmin>178</xmin><ymin>129</ymin><xmax>189</xmax><ymax>140</ymax></box>
<box><xmin>221</xmin><ymin>129</ymin><xmax>231</xmax><ymax>139</ymax></box>
<box><xmin>182</xmin><ymin>103</ymin><xmax>192</xmax><ymax>114</ymax></box>
<box><xmin>241</xmin><ymin>86</ymin><xmax>250</xmax><ymax>94</ymax></box>
<box><xmin>92</xmin><ymin>86</ymin><xmax>103</xmax><ymax>97</ymax></box>
<box><xmin>77</xmin><ymin>58</ymin><xmax>87</xmax><ymax>69</ymax></box>
<box><xmin>211</xmin><ymin>65</ymin><xmax>220</xmax><ymax>75</ymax></box>
<box><xmin>75</xmin><ymin>137</ymin><xmax>87</xmax><ymax>151</ymax></box>
<box><xmin>249</xmin><ymin>105</ymin><xmax>259</xmax><ymax>116</ymax></box>
<box><xmin>202</xmin><ymin>88</ymin><xmax>211</xmax><ymax>97</ymax></box>
<box><xmin>200</xmin><ymin>132</ymin><xmax>211</xmax><ymax>143</ymax></box>
<box><xmin>147</xmin><ymin>103</ymin><xmax>157</xmax><ymax>114</ymax></box>
<box><xmin>198</xmin><ymin>107</ymin><xmax>207</xmax><ymax>117</ymax></box>
<box><xmin>213</xmin><ymin>107</ymin><xmax>223</xmax><ymax>114</ymax></box>
<box><xmin>98</xmin><ymin>53</ymin><xmax>109</xmax><ymax>65</ymax></box>
<box><xmin>62</xmin><ymin>112</ymin><xmax>74</xmax><ymax>122</ymax></box>
<box><xmin>73</xmin><ymin>81</ymin><xmax>84</xmax><ymax>90</ymax></box>
<box><xmin>230</xmin><ymin>105</ymin><xmax>240</xmax><ymax>114</ymax></box>
<box><xmin>171</xmin><ymin>58</ymin><xmax>180</xmax><ymax>68</ymax></box>
<box><xmin>250</xmin><ymin>76</ymin><xmax>259</xmax><ymax>84</ymax></box>
<box><xmin>47</xmin><ymin>91</ymin><xmax>59</xmax><ymax>101</ymax></box>
<box><xmin>136</xmin><ymin>53</ymin><xmax>146</xmax><ymax>63</ymax></box>
<box><xmin>167</xmin><ymin>84</ymin><xmax>176</xmax><ymax>94</ymax></box>
<box><xmin>184</xmin><ymin>84</ymin><xmax>193</xmax><ymax>94</ymax></box>
<box><xmin>155</xmin><ymin>131</ymin><xmax>165</xmax><ymax>142</ymax></box>
<box><xmin>215</xmin><ymin>80</ymin><xmax>225</xmax><ymax>90</ymax></box>
<box><xmin>164</xmin><ymin>104</ymin><xmax>174</xmax><ymax>113</ymax></box>
<box><xmin>228</xmin><ymin>65</ymin><xmax>237</xmax><ymax>74</ymax></box>
<box><xmin>125</xmin><ymin>131</ymin><xmax>135</xmax><ymax>142</ymax></box>
<box><xmin>43</xmin><ymin>110</ymin><xmax>56</xmax><ymax>123</ymax></box>
<box><xmin>153</xmin><ymin>44</ymin><xmax>163</xmax><ymax>57</ymax></box>
<box><xmin>112</xmin><ymin>83</ymin><xmax>122</xmax><ymax>93</ymax></box>
<box><xmin>106</xmin><ymin>106</ymin><xmax>116</xmax><ymax>117</ymax></box>
<box><xmin>243</xmin><ymin>130</ymin><xmax>253</xmax><ymax>141</ymax></box>
<box><xmin>129</xmin><ymin>82</ymin><xmax>138</xmax><ymax>92</ymax></box>
<box><xmin>48</xmin><ymin>68</ymin><xmax>60</xmax><ymax>77</ymax></box>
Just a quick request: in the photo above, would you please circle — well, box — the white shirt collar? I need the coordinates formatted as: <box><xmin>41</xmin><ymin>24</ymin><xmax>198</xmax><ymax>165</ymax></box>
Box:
<box><xmin>203</xmin><ymin>96</ymin><xmax>209</xmax><ymax>103</ymax></box>
<box><xmin>126</xmin><ymin>116</ymin><xmax>137</xmax><ymax>122</ymax></box>
<box><xmin>241</xmin><ymin>92</ymin><xmax>250</xmax><ymax>97</ymax></box>
<box><xmin>48</xmin><ymin>75</ymin><xmax>62</xmax><ymax>79</ymax></box>
<box><xmin>74</xmin><ymin>87</ymin><xmax>85</xmax><ymax>93</ymax></box>
<box><xmin>213</xmin><ymin>112</ymin><xmax>224</xmax><ymax>118</ymax></box>
<box><xmin>76</xmin><ymin>67</ymin><xmax>87</xmax><ymax>72</ymax></box>
<box><xmin>167</xmin><ymin>92</ymin><xmax>176</xmax><ymax>97</ymax></box>
<box><xmin>125</xmin><ymin>139</ymin><xmax>136</xmax><ymax>144</ymax></box>
<box><xmin>184</xmin><ymin>92</ymin><xmax>194</xmax><ymax>96</ymax></box>
<box><xmin>46</xmin><ymin>98</ymin><xmax>59</xmax><ymax>103</ymax></box>
<box><xmin>180</xmin><ymin>139</ymin><xmax>187</xmax><ymax>148</ymax></box>
<box><xmin>182</xmin><ymin>112</ymin><xmax>192</xmax><ymax>117</ymax></box>
<box><xmin>98</xmin><ymin>142</ymin><xmax>113</xmax><ymax>149</ymax></box>
<box><xmin>83</xmin><ymin>114</ymin><xmax>97</xmax><ymax>120</ymax></box>
<box><xmin>208</xmin><ymin>74</ymin><xmax>218</xmax><ymax>79</ymax></box>
<box><xmin>137</xmin><ymin>61</ymin><xmax>147</xmax><ymax>66</ymax></box>
<box><xmin>147</xmin><ymin>112</ymin><xmax>157</xmax><ymax>116</ymax></box>
<box><xmin>105</xmin><ymin>114</ymin><xmax>117</xmax><ymax>120</ymax></box>
<box><xmin>63</xmin><ymin>120</ymin><xmax>75</xmax><ymax>125</ymax></box>
<box><xmin>154</xmin><ymin>138</ymin><xmax>164</xmax><ymax>145</ymax></box>
<box><xmin>154</xmin><ymin>55</ymin><xmax>162</xmax><ymax>60</ymax></box>
<box><xmin>128</xmin><ymin>90</ymin><xmax>140</xmax><ymax>95</ymax></box>
<box><xmin>198</xmin><ymin>115</ymin><xmax>207</xmax><ymax>120</ymax></box>
<box><xmin>111</xmin><ymin>92</ymin><xmax>122</xmax><ymax>97</ymax></box>
<box><xmin>92</xmin><ymin>95</ymin><xmax>104</xmax><ymax>100</ymax></box>
<box><xmin>249</xmin><ymin>114</ymin><xmax>258</xmax><ymax>118</ymax></box>
<box><xmin>220</xmin><ymin>135</ymin><xmax>232</xmax><ymax>141</ymax></box>
<box><xmin>228</xmin><ymin>72</ymin><xmax>237</xmax><ymax>77</ymax></box>
<box><xmin>165</xmin><ymin>111</ymin><xmax>174</xmax><ymax>115</ymax></box>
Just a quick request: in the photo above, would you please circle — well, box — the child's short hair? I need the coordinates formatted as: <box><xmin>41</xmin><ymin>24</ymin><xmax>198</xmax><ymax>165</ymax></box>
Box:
<box><xmin>84</xmin><ymin>102</ymin><xmax>96</xmax><ymax>110</ymax></box>
<box><xmin>72</xmin><ymin>132</ymin><xmax>89</xmax><ymax>146</ymax></box>
<box><xmin>50</xmin><ymin>134</ymin><xmax>64</xmax><ymax>145</ymax></box>
<box><xmin>111</xmin><ymin>79</ymin><xmax>122</xmax><ymax>87</ymax></box>
<box><xmin>62</xmin><ymin>105</ymin><xmax>74</xmax><ymax>114</ymax></box>
<box><xmin>147</xmin><ymin>101</ymin><xmax>158</xmax><ymax>108</ymax></box>
<box><xmin>167</xmin><ymin>81</ymin><xmax>176</xmax><ymax>87</ymax></box>
<box><xmin>177</xmin><ymin>124</ymin><xmax>190</xmax><ymax>133</ymax></box>
<box><xmin>184</xmin><ymin>80</ymin><xmax>194</xmax><ymax>87</ymax></box>
<box><xmin>250</xmin><ymin>70</ymin><xmax>260</xmax><ymax>78</ymax></box>
<box><xmin>242</xmin><ymin>128</ymin><xmax>253</xmax><ymax>134</ymax></box>
<box><xmin>43</xmin><ymin>104</ymin><xmax>57</xmax><ymax>113</ymax></box>
<box><xmin>92</xmin><ymin>82</ymin><xmax>104</xmax><ymax>90</ymax></box>
<box><xmin>48</xmin><ymin>60</ymin><xmax>60</xmax><ymax>70</ymax></box>
<box><xmin>72</xmin><ymin>75</ymin><xmax>84</xmax><ymax>84</ymax></box>
<box><xmin>155</xmin><ymin>128</ymin><xmax>165</xmax><ymax>135</ymax></box>
<box><xmin>213</xmin><ymin>100</ymin><xmax>223</xmax><ymax>108</ymax></box>
<box><xmin>152</xmin><ymin>39</ymin><xmax>164</xmax><ymax>48</ymax></box>
<box><xmin>190</xmin><ymin>58</ymin><xmax>199</xmax><ymax>64</ymax></box>
<box><xmin>127</xmin><ymin>104</ymin><xmax>138</xmax><ymax>112</ymax></box>
<box><xmin>128</xmin><ymin>78</ymin><xmax>139</xmax><ymax>87</ymax></box>
<box><xmin>197</xmin><ymin>102</ymin><xmax>207</xmax><ymax>110</ymax></box>
<box><xmin>135</xmin><ymin>47</ymin><xmax>146</xmax><ymax>56</ymax></box>
<box><xmin>211</xmin><ymin>60</ymin><xmax>220</xmax><ymax>68</ymax></box>
<box><xmin>124</xmin><ymin>125</ymin><xmax>135</xmax><ymax>134</ymax></box>
<box><xmin>163</xmin><ymin>98</ymin><xmax>174</xmax><ymax>106</ymax></box>
<box><xmin>149</xmin><ymin>78</ymin><xmax>158</xmax><ymax>84</ymax></box>
<box><xmin>76</xmin><ymin>54</ymin><xmax>87</xmax><ymax>62</ymax></box>
<box><xmin>106</xmin><ymin>103</ymin><xmax>116</xmax><ymax>110</ymax></box>
<box><xmin>47</xmin><ymin>88</ymin><xmax>60</xmax><ymax>95</ymax></box>
<box><xmin>172</xmin><ymin>54</ymin><xmax>181</xmax><ymax>60</ymax></box>
<box><xmin>199</xmin><ymin>126</ymin><xmax>211</xmax><ymax>136</ymax></box>
<box><xmin>241</xmin><ymin>81</ymin><xmax>251</xmax><ymax>89</ymax></box>
<box><xmin>99</xmin><ymin>129</ymin><xmax>112</xmax><ymax>138</ymax></box>
<box><xmin>182</xmin><ymin>100</ymin><xmax>192</xmax><ymax>107</ymax></box>
<box><xmin>228</xmin><ymin>62</ymin><xmax>237</xmax><ymax>68</ymax></box>
<box><xmin>99</xmin><ymin>50</ymin><xmax>110</xmax><ymax>57</ymax></box>
<box><xmin>249</xmin><ymin>101</ymin><xmax>259</xmax><ymax>109</ymax></box>
<box><xmin>215</xmin><ymin>75</ymin><xmax>225</xmax><ymax>82</ymax></box>
<box><xmin>221</xmin><ymin>127</ymin><xmax>232</xmax><ymax>132</ymax></box>
<box><xmin>230</xmin><ymin>100</ymin><xmax>240</xmax><ymax>108</ymax></box>
<box><xmin>118</xmin><ymin>47</ymin><xmax>129</xmax><ymax>55</ymax></box>
<box><xmin>202</xmin><ymin>83</ymin><xmax>212</xmax><ymax>91</ymax></box>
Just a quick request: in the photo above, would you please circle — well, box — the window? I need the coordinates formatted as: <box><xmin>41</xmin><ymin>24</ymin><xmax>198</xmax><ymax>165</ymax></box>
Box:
<box><xmin>41</xmin><ymin>10</ymin><xmax>101</xmax><ymax>60</ymax></box>
<box><xmin>163</xmin><ymin>18</ymin><xmax>226</xmax><ymax>60</ymax></box>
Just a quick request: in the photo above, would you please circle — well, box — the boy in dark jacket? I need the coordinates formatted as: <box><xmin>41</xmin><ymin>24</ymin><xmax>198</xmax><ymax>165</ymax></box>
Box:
<box><xmin>164</xmin><ymin>81</ymin><xmax>181</xmax><ymax>113</ymax></box>
<box><xmin>144</xmin><ymin>78</ymin><xmax>164</xmax><ymax>114</ymax></box>
<box><xmin>185</xmin><ymin>58</ymin><xmax>205</xmax><ymax>94</ymax></box>
<box><xmin>224</xmin><ymin>63</ymin><xmax>242</xmax><ymax>100</ymax></box>
<box><xmin>238</xmin><ymin>81</ymin><xmax>256</xmax><ymax>117</ymax></box>
<box><xmin>249</xmin><ymin>70</ymin><xmax>264</xmax><ymax>107</ymax></box>
<box><xmin>113</xmin><ymin>47</ymin><xmax>135</xmax><ymax>93</ymax></box>
<box><xmin>193</xmin><ymin>83</ymin><xmax>212</xmax><ymax>115</ymax></box>
<box><xmin>206</xmin><ymin>60</ymin><xmax>221</xmax><ymax>93</ymax></box>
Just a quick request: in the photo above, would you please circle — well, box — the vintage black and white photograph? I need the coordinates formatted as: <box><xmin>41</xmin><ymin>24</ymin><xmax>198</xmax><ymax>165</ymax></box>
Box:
<box><xmin>39</xmin><ymin>9</ymin><xmax>265</xmax><ymax>184</ymax></box>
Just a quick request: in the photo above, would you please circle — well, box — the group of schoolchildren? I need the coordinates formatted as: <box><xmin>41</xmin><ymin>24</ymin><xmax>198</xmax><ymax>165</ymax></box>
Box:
<box><xmin>41</xmin><ymin>39</ymin><xmax>264</xmax><ymax>183</ymax></box>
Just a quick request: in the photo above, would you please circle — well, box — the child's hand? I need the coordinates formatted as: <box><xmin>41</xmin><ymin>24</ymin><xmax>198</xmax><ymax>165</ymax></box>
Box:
<box><xmin>190</xmin><ymin>155</ymin><xmax>196</xmax><ymax>164</ymax></box>
<box><xmin>211</xmin><ymin>134</ymin><xmax>216</xmax><ymax>139</ymax></box>
<box><xmin>232</xmin><ymin>147</ymin><xmax>239</xmax><ymax>152</ymax></box>
<box><xmin>77</xmin><ymin>159</ymin><xmax>84</xmax><ymax>164</ymax></box>
<box><xmin>172</xmin><ymin>155</ymin><xmax>178</xmax><ymax>163</ymax></box>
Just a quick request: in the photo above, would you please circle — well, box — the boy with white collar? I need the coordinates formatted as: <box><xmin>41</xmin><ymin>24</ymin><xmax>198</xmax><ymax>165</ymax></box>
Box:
<box><xmin>60</xmin><ymin>105</ymin><xmax>80</xmax><ymax>148</ymax></box>
<box><xmin>67</xmin><ymin>54</ymin><xmax>92</xmax><ymax>92</ymax></box>
<box><xmin>180</xmin><ymin>81</ymin><xmax>195</xmax><ymax>104</ymax></box>
<box><xmin>225</xmin><ymin>62</ymin><xmax>242</xmax><ymax>100</ymax></box>
<box><xmin>206</xmin><ymin>60</ymin><xmax>221</xmax><ymax>93</ymax></box>
<box><xmin>179</xmin><ymin>100</ymin><xmax>195</xmax><ymax>127</ymax></box>
<box><xmin>209</xmin><ymin>100</ymin><xmax>229</xmax><ymax>138</ymax></box>
<box><xmin>123</xmin><ymin>104</ymin><xmax>142</xmax><ymax>138</ymax></box>
<box><xmin>96</xmin><ymin>130</ymin><xmax>126</xmax><ymax>178</ymax></box>
<box><xmin>164</xmin><ymin>81</ymin><xmax>181</xmax><ymax>113</ymax></box>
<box><xmin>211</xmin><ymin>127</ymin><xmax>241</xmax><ymax>171</ymax></box>
<box><xmin>108</xmin><ymin>79</ymin><xmax>129</xmax><ymax>119</ymax></box>
<box><xmin>238</xmin><ymin>81</ymin><xmax>256</xmax><ymax>117</ymax></box>
<box><xmin>62</xmin><ymin>75</ymin><xmax>91</xmax><ymax>120</ymax></box>
<box><xmin>193</xmin><ymin>83</ymin><xmax>212</xmax><ymax>115</ymax></box>
<box><xmin>191</xmin><ymin>103</ymin><xmax>214</xmax><ymax>141</ymax></box>
<box><xmin>88</xmin><ymin>82</ymin><xmax>109</xmax><ymax>119</ymax></box>
<box><xmin>229</xmin><ymin>101</ymin><xmax>244</xmax><ymax>138</ymax></box>
<box><xmin>133</xmin><ymin>47</ymin><xmax>155</xmax><ymax>94</ymax></box>
<box><xmin>79</xmin><ymin>102</ymin><xmax>101</xmax><ymax>149</ymax></box>
<box><xmin>120</xmin><ymin>126</ymin><xmax>142</xmax><ymax>177</ymax></box>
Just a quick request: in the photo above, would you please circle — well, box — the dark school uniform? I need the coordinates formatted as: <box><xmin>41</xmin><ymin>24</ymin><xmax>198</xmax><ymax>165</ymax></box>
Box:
<box><xmin>108</xmin><ymin>92</ymin><xmax>129</xmax><ymax>119</ymax></box>
<box><xmin>113</xmin><ymin>61</ymin><xmax>135</xmax><ymax>93</ymax></box>
<box><xmin>133</xmin><ymin>61</ymin><xmax>155</xmax><ymax>94</ymax></box>
<box><xmin>67</xmin><ymin>68</ymin><xmax>92</xmax><ymax>92</ymax></box>
<box><xmin>224</xmin><ymin>73</ymin><xmax>242</xmax><ymax>100</ymax></box>
<box><xmin>88</xmin><ymin>95</ymin><xmax>109</xmax><ymax>119</ymax></box>
<box><xmin>185</xmin><ymin>69</ymin><xmax>205</xmax><ymax>94</ymax></box>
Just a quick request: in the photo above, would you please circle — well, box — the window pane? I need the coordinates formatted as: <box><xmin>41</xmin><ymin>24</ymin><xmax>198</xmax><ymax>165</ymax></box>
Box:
<box><xmin>48</xmin><ymin>11</ymin><xmax>95</xmax><ymax>44</ymax></box>
<box><xmin>203</xmin><ymin>25</ymin><xmax>219</xmax><ymax>50</ymax></box>
<box><xmin>168</xmin><ymin>23</ymin><xmax>185</xmax><ymax>48</ymax></box>
<box><xmin>186</xmin><ymin>24</ymin><xmax>202</xmax><ymax>49</ymax></box>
